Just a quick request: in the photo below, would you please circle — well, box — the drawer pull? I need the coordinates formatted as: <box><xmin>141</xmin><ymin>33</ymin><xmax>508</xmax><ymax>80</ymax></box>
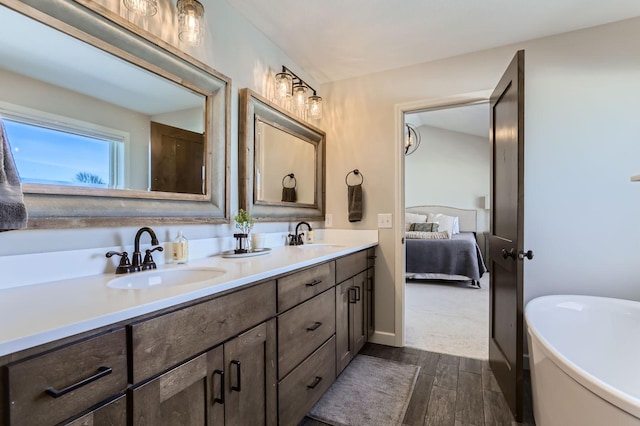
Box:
<box><xmin>212</xmin><ymin>369</ymin><xmax>225</xmax><ymax>404</ymax></box>
<box><xmin>45</xmin><ymin>366</ymin><xmax>112</xmax><ymax>398</ymax></box>
<box><xmin>231</xmin><ymin>360</ymin><xmax>241</xmax><ymax>392</ymax></box>
<box><xmin>307</xmin><ymin>376</ymin><xmax>323</xmax><ymax>389</ymax></box>
<box><xmin>354</xmin><ymin>285</ymin><xmax>361</xmax><ymax>301</ymax></box>
<box><xmin>306</xmin><ymin>321</ymin><xmax>323</xmax><ymax>332</ymax></box>
<box><xmin>367</xmin><ymin>255</ymin><xmax>377</xmax><ymax>259</ymax></box>
<box><xmin>305</xmin><ymin>279</ymin><xmax>322</xmax><ymax>287</ymax></box>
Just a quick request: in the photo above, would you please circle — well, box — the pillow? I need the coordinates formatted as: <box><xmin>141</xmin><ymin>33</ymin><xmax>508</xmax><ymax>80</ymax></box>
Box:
<box><xmin>406</xmin><ymin>230</ymin><xmax>450</xmax><ymax>239</ymax></box>
<box><xmin>405</xmin><ymin>212</ymin><xmax>427</xmax><ymax>231</ymax></box>
<box><xmin>452</xmin><ymin>216</ymin><xmax>460</xmax><ymax>234</ymax></box>
<box><xmin>408</xmin><ymin>222</ymin><xmax>439</xmax><ymax>232</ymax></box>
<box><xmin>426</xmin><ymin>213</ymin><xmax>455</xmax><ymax>238</ymax></box>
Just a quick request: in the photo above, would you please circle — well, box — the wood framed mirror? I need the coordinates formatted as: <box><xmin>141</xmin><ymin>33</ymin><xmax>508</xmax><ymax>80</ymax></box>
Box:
<box><xmin>239</xmin><ymin>89</ymin><xmax>325</xmax><ymax>222</ymax></box>
<box><xmin>0</xmin><ymin>0</ymin><xmax>230</xmax><ymax>228</ymax></box>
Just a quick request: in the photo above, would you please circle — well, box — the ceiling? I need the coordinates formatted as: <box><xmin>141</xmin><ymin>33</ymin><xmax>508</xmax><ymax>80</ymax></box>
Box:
<box><xmin>224</xmin><ymin>0</ymin><xmax>640</xmax><ymax>84</ymax></box>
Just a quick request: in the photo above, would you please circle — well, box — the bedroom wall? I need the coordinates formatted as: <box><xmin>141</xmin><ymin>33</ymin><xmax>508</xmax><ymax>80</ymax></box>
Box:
<box><xmin>404</xmin><ymin>124</ymin><xmax>490</xmax><ymax>234</ymax></box>
<box><xmin>0</xmin><ymin>0</ymin><xmax>320</xmax><ymax>257</ymax></box>
<box><xmin>321</xmin><ymin>16</ymin><xmax>640</xmax><ymax>345</ymax></box>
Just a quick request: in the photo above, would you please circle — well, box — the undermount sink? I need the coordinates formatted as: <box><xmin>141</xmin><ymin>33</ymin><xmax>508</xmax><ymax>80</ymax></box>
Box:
<box><xmin>107</xmin><ymin>267</ymin><xmax>226</xmax><ymax>290</ymax></box>
<box><xmin>295</xmin><ymin>244</ymin><xmax>345</xmax><ymax>250</ymax></box>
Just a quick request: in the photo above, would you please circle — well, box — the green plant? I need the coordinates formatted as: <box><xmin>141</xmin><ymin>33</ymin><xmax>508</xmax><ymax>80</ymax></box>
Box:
<box><xmin>234</xmin><ymin>208</ymin><xmax>254</xmax><ymax>234</ymax></box>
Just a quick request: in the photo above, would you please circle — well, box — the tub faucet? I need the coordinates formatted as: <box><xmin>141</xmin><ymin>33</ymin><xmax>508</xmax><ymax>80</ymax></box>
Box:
<box><xmin>132</xmin><ymin>227</ymin><xmax>163</xmax><ymax>271</ymax></box>
<box><xmin>289</xmin><ymin>221</ymin><xmax>312</xmax><ymax>245</ymax></box>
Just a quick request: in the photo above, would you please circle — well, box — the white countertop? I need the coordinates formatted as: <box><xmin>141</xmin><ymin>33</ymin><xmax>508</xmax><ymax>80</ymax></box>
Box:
<box><xmin>0</xmin><ymin>230</ymin><xmax>377</xmax><ymax>357</ymax></box>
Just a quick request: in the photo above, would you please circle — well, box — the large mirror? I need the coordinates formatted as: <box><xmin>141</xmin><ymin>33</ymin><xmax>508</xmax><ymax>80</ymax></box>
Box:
<box><xmin>0</xmin><ymin>0</ymin><xmax>230</xmax><ymax>227</ymax></box>
<box><xmin>239</xmin><ymin>89</ymin><xmax>325</xmax><ymax>222</ymax></box>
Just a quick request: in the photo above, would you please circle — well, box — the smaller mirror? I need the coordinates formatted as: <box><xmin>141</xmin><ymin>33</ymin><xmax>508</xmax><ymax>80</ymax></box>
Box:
<box><xmin>239</xmin><ymin>89</ymin><xmax>325</xmax><ymax>221</ymax></box>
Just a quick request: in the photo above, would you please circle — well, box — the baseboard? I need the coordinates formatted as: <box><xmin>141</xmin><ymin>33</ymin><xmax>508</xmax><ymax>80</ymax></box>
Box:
<box><xmin>368</xmin><ymin>331</ymin><xmax>399</xmax><ymax>347</ymax></box>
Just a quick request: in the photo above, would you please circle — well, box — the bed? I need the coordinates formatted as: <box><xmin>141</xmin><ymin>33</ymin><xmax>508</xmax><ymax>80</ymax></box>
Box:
<box><xmin>405</xmin><ymin>205</ymin><xmax>487</xmax><ymax>288</ymax></box>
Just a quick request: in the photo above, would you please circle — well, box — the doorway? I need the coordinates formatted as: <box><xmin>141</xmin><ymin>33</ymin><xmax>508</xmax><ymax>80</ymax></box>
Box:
<box><xmin>400</xmin><ymin>100</ymin><xmax>491</xmax><ymax>359</ymax></box>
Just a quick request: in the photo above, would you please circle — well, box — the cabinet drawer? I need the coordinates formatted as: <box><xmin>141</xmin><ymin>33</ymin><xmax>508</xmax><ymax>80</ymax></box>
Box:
<box><xmin>278</xmin><ymin>288</ymin><xmax>335</xmax><ymax>379</ymax></box>
<box><xmin>336</xmin><ymin>250</ymin><xmax>368</xmax><ymax>283</ymax></box>
<box><xmin>7</xmin><ymin>328</ymin><xmax>127</xmax><ymax>426</ymax></box>
<box><xmin>65</xmin><ymin>394</ymin><xmax>126</xmax><ymax>426</ymax></box>
<box><xmin>278</xmin><ymin>261</ymin><xmax>335</xmax><ymax>312</ymax></box>
<box><xmin>130</xmin><ymin>280</ymin><xmax>276</xmax><ymax>383</ymax></box>
<box><xmin>278</xmin><ymin>336</ymin><xmax>336</xmax><ymax>426</ymax></box>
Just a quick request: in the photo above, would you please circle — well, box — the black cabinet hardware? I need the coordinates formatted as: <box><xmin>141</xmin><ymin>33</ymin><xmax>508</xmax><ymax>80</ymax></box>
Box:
<box><xmin>230</xmin><ymin>360</ymin><xmax>241</xmax><ymax>392</ymax></box>
<box><xmin>306</xmin><ymin>322</ymin><xmax>322</xmax><ymax>332</ymax></box>
<box><xmin>213</xmin><ymin>369</ymin><xmax>225</xmax><ymax>404</ymax></box>
<box><xmin>307</xmin><ymin>376</ymin><xmax>323</xmax><ymax>389</ymax></box>
<box><xmin>45</xmin><ymin>366</ymin><xmax>112</xmax><ymax>398</ymax></box>
<box><xmin>305</xmin><ymin>279</ymin><xmax>322</xmax><ymax>287</ymax></box>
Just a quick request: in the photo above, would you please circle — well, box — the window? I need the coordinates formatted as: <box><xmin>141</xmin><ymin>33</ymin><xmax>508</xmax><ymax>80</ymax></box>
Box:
<box><xmin>1</xmin><ymin>104</ymin><xmax>126</xmax><ymax>189</ymax></box>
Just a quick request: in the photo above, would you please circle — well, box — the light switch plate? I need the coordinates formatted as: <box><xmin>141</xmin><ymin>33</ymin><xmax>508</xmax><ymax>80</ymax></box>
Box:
<box><xmin>378</xmin><ymin>213</ymin><xmax>392</xmax><ymax>228</ymax></box>
<box><xmin>325</xmin><ymin>213</ymin><xmax>333</xmax><ymax>227</ymax></box>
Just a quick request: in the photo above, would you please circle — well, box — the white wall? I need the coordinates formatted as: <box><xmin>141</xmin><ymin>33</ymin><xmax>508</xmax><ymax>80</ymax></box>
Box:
<box><xmin>0</xmin><ymin>0</ymin><xmax>321</xmax><ymax>257</ymax></box>
<box><xmin>405</xmin><ymin>124</ymin><xmax>490</xmax><ymax>234</ymax></box>
<box><xmin>321</xmin><ymin>17</ymin><xmax>640</xmax><ymax>342</ymax></box>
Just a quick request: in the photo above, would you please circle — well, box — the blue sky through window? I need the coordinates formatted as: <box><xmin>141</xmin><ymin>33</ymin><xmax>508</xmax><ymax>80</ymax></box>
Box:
<box><xmin>3</xmin><ymin>119</ymin><xmax>111</xmax><ymax>187</ymax></box>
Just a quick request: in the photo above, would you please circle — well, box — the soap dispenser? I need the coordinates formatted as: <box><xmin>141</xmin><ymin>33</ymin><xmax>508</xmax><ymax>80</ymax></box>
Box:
<box><xmin>172</xmin><ymin>231</ymin><xmax>189</xmax><ymax>264</ymax></box>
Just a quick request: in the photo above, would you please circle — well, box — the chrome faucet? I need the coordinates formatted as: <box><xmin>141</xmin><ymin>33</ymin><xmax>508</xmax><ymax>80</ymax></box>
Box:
<box><xmin>289</xmin><ymin>221</ymin><xmax>312</xmax><ymax>245</ymax></box>
<box><xmin>105</xmin><ymin>227</ymin><xmax>164</xmax><ymax>274</ymax></box>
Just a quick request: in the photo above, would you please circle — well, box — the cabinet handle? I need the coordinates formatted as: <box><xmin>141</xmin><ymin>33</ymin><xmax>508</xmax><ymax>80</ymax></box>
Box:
<box><xmin>212</xmin><ymin>369</ymin><xmax>225</xmax><ymax>404</ymax></box>
<box><xmin>367</xmin><ymin>255</ymin><xmax>377</xmax><ymax>260</ymax></box>
<box><xmin>307</xmin><ymin>376</ymin><xmax>323</xmax><ymax>389</ymax></box>
<box><xmin>45</xmin><ymin>366</ymin><xmax>112</xmax><ymax>398</ymax></box>
<box><xmin>306</xmin><ymin>321</ymin><xmax>322</xmax><ymax>332</ymax></box>
<box><xmin>349</xmin><ymin>287</ymin><xmax>357</xmax><ymax>304</ymax></box>
<box><xmin>230</xmin><ymin>360</ymin><xmax>241</xmax><ymax>392</ymax></box>
<box><xmin>305</xmin><ymin>279</ymin><xmax>322</xmax><ymax>287</ymax></box>
<box><xmin>354</xmin><ymin>285</ymin><xmax>361</xmax><ymax>301</ymax></box>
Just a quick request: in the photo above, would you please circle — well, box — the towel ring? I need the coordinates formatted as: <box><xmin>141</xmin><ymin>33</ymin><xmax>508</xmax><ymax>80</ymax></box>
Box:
<box><xmin>282</xmin><ymin>173</ymin><xmax>297</xmax><ymax>188</ymax></box>
<box><xmin>345</xmin><ymin>169</ymin><xmax>364</xmax><ymax>186</ymax></box>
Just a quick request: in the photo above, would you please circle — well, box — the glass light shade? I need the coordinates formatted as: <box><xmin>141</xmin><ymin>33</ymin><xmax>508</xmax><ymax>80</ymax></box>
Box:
<box><xmin>308</xmin><ymin>95</ymin><xmax>323</xmax><ymax>119</ymax></box>
<box><xmin>405</xmin><ymin>123</ymin><xmax>421</xmax><ymax>155</ymax></box>
<box><xmin>178</xmin><ymin>0</ymin><xmax>205</xmax><ymax>46</ymax></box>
<box><xmin>274</xmin><ymin>72</ymin><xmax>293</xmax><ymax>99</ymax></box>
<box><xmin>123</xmin><ymin>0</ymin><xmax>158</xmax><ymax>16</ymax></box>
<box><xmin>292</xmin><ymin>84</ymin><xmax>308</xmax><ymax>108</ymax></box>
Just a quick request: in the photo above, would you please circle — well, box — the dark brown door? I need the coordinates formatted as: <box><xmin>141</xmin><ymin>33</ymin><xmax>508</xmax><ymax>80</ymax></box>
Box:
<box><xmin>150</xmin><ymin>121</ymin><xmax>205</xmax><ymax>194</ymax></box>
<box><xmin>488</xmin><ymin>50</ymin><xmax>526</xmax><ymax>422</ymax></box>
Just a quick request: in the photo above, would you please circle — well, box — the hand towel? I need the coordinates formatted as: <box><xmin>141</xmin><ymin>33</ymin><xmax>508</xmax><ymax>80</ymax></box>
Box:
<box><xmin>281</xmin><ymin>187</ymin><xmax>297</xmax><ymax>202</ymax></box>
<box><xmin>0</xmin><ymin>120</ymin><xmax>27</xmax><ymax>231</ymax></box>
<box><xmin>348</xmin><ymin>183</ymin><xmax>363</xmax><ymax>222</ymax></box>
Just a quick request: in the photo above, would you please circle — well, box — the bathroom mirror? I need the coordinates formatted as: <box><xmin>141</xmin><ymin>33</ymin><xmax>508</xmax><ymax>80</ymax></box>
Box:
<box><xmin>239</xmin><ymin>89</ymin><xmax>325</xmax><ymax>221</ymax></box>
<box><xmin>0</xmin><ymin>0</ymin><xmax>230</xmax><ymax>227</ymax></box>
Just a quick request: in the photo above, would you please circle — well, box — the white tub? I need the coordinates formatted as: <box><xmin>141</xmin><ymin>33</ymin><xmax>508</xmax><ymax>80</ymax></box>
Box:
<box><xmin>525</xmin><ymin>295</ymin><xmax>640</xmax><ymax>426</ymax></box>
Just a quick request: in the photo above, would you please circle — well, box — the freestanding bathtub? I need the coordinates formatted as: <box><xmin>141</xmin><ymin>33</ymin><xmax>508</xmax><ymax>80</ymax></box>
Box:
<box><xmin>525</xmin><ymin>295</ymin><xmax>640</xmax><ymax>426</ymax></box>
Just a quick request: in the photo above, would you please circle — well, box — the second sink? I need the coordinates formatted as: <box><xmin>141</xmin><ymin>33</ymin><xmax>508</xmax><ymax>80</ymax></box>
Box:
<box><xmin>107</xmin><ymin>267</ymin><xmax>226</xmax><ymax>290</ymax></box>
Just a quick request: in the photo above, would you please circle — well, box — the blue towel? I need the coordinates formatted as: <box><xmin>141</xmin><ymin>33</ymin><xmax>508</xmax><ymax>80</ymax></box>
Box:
<box><xmin>0</xmin><ymin>119</ymin><xmax>27</xmax><ymax>230</ymax></box>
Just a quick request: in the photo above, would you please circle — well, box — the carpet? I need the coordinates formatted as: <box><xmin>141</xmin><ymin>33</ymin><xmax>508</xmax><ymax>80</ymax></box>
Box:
<box><xmin>308</xmin><ymin>354</ymin><xmax>420</xmax><ymax>426</ymax></box>
<box><xmin>405</xmin><ymin>273</ymin><xmax>489</xmax><ymax>360</ymax></box>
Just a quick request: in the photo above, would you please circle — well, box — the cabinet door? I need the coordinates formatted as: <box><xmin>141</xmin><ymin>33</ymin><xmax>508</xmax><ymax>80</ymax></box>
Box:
<box><xmin>366</xmin><ymin>265</ymin><xmax>375</xmax><ymax>339</ymax></box>
<box><xmin>130</xmin><ymin>346</ymin><xmax>224</xmax><ymax>425</ymax></box>
<box><xmin>352</xmin><ymin>272</ymin><xmax>367</xmax><ymax>355</ymax></box>
<box><xmin>224</xmin><ymin>320</ymin><xmax>277</xmax><ymax>426</ymax></box>
<box><xmin>65</xmin><ymin>395</ymin><xmax>126</xmax><ymax>426</ymax></box>
<box><xmin>336</xmin><ymin>278</ymin><xmax>353</xmax><ymax>374</ymax></box>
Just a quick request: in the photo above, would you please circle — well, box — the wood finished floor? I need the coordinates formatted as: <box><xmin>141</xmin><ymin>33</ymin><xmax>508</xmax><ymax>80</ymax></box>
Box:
<box><xmin>300</xmin><ymin>343</ymin><xmax>535</xmax><ymax>426</ymax></box>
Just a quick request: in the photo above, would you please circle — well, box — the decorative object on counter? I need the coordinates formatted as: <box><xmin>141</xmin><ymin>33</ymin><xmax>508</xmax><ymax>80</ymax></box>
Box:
<box><xmin>281</xmin><ymin>173</ymin><xmax>297</xmax><ymax>202</ymax></box>
<box><xmin>177</xmin><ymin>0</ymin><xmax>205</xmax><ymax>46</ymax></box>
<box><xmin>172</xmin><ymin>231</ymin><xmax>189</xmax><ymax>264</ymax></box>
<box><xmin>233</xmin><ymin>209</ymin><xmax>254</xmax><ymax>254</ymax></box>
<box><xmin>123</xmin><ymin>0</ymin><xmax>158</xmax><ymax>16</ymax></box>
<box><xmin>220</xmin><ymin>247</ymin><xmax>271</xmax><ymax>258</ymax></box>
<box><xmin>0</xmin><ymin>120</ymin><xmax>27</xmax><ymax>231</ymax></box>
<box><xmin>105</xmin><ymin>227</ymin><xmax>164</xmax><ymax>274</ymax></box>
<box><xmin>345</xmin><ymin>169</ymin><xmax>364</xmax><ymax>222</ymax></box>
<box><xmin>404</xmin><ymin>123</ymin><xmax>421</xmax><ymax>156</ymax></box>
<box><xmin>251</xmin><ymin>233</ymin><xmax>267</xmax><ymax>250</ymax></box>
<box><xmin>273</xmin><ymin>66</ymin><xmax>323</xmax><ymax>119</ymax></box>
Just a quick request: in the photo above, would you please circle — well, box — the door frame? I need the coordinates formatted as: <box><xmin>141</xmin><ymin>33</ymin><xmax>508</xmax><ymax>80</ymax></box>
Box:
<box><xmin>393</xmin><ymin>90</ymin><xmax>492</xmax><ymax>347</ymax></box>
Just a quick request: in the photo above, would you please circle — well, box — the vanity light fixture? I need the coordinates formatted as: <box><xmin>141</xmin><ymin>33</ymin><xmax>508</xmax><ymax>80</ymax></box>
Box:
<box><xmin>177</xmin><ymin>0</ymin><xmax>205</xmax><ymax>46</ymax></box>
<box><xmin>123</xmin><ymin>0</ymin><xmax>158</xmax><ymax>16</ymax></box>
<box><xmin>405</xmin><ymin>123</ymin><xmax>421</xmax><ymax>156</ymax></box>
<box><xmin>274</xmin><ymin>66</ymin><xmax>323</xmax><ymax>119</ymax></box>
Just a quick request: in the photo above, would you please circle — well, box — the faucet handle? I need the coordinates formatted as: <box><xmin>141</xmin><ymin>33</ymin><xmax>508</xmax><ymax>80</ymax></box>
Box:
<box><xmin>106</xmin><ymin>251</ymin><xmax>132</xmax><ymax>275</ymax></box>
<box><xmin>142</xmin><ymin>246</ymin><xmax>164</xmax><ymax>270</ymax></box>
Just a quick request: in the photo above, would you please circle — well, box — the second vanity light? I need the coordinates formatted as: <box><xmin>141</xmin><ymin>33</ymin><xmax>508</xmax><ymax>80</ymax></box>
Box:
<box><xmin>274</xmin><ymin>66</ymin><xmax>323</xmax><ymax>119</ymax></box>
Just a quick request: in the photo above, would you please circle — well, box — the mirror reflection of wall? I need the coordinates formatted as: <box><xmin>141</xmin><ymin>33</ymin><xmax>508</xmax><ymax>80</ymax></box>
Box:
<box><xmin>255</xmin><ymin>118</ymin><xmax>316</xmax><ymax>205</ymax></box>
<box><xmin>0</xmin><ymin>4</ymin><xmax>206</xmax><ymax>195</ymax></box>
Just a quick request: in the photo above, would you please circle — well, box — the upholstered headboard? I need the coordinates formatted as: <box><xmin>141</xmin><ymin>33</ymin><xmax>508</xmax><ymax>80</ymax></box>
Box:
<box><xmin>405</xmin><ymin>205</ymin><xmax>478</xmax><ymax>233</ymax></box>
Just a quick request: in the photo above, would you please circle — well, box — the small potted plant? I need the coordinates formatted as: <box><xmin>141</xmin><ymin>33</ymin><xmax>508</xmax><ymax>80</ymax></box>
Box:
<box><xmin>233</xmin><ymin>209</ymin><xmax>254</xmax><ymax>253</ymax></box>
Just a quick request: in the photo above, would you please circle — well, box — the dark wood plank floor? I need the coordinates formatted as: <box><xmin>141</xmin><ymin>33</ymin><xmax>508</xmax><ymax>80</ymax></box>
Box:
<box><xmin>300</xmin><ymin>343</ymin><xmax>535</xmax><ymax>426</ymax></box>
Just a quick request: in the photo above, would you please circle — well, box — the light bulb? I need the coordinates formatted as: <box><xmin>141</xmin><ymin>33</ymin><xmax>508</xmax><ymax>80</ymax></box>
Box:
<box><xmin>292</xmin><ymin>84</ymin><xmax>308</xmax><ymax>108</ymax></box>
